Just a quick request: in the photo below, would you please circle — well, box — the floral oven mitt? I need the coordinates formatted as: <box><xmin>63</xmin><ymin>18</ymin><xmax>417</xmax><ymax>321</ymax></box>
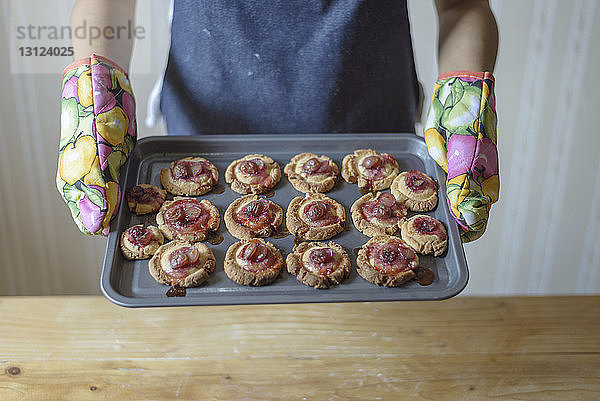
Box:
<box><xmin>424</xmin><ymin>71</ymin><xmax>499</xmax><ymax>243</ymax></box>
<box><xmin>56</xmin><ymin>54</ymin><xmax>136</xmax><ymax>235</ymax></box>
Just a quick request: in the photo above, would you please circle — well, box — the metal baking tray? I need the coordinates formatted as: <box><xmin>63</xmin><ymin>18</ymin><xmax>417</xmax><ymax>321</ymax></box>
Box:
<box><xmin>101</xmin><ymin>134</ymin><xmax>468</xmax><ymax>307</ymax></box>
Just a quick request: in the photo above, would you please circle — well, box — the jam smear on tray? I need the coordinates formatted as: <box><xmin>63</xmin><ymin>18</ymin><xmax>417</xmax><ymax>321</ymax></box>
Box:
<box><xmin>166</xmin><ymin>285</ymin><xmax>187</xmax><ymax>297</ymax></box>
<box><xmin>272</xmin><ymin>227</ymin><xmax>291</xmax><ymax>239</ymax></box>
<box><xmin>413</xmin><ymin>266</ymin><xmax>435</xmax><ymax>286</ymax></box>
<box><xmin>212</xmin><ymin>184</ymin><xmax>226</xmax><ymax>194</ymax></box>
<box><xmin>206</xmin><ymin>231</ymin><xmax>224</xmax><ymax>245</ymax></box>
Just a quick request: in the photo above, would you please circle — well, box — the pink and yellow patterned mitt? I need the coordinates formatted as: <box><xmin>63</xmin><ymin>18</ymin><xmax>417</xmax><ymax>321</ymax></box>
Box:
<box><xmin>56</xmin><ymin>54</ymin><xmax>136</xmax><ymax>235</ymax></box>
<box><xmin>424</xmin><ymin>71</ymin><xmax>499</xmax><ymax>243</ymax></box>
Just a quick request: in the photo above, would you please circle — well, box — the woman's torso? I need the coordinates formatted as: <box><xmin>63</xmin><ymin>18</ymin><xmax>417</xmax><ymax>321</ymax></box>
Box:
<box><xmin>160</xmin><ymin>0</ymin><xmax>419</xmax><ymax>134</ymax></box>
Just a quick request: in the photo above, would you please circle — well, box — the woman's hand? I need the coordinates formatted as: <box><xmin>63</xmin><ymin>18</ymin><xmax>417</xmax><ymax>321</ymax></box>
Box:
<box><xmin>56</xmin><ymin>55</ymin><xmax>137</xmax><ymax>235</ymax></box>
<box><xmin>424</xmin><ymin>0</ymin><xmax>500</xmax><ymax>242</ymax></box>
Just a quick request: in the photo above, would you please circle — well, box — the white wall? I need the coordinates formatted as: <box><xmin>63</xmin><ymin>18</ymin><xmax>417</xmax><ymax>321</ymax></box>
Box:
<box><xmin>0</xmin><ymin>0</ymin><xmax>598</xmax><ymax>295</ymax></box>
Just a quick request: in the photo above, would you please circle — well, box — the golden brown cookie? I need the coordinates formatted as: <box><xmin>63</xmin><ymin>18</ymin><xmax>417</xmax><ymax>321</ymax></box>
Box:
<box><xmin>148</xmin><ymin>241</ymin><xmax>215</xmax><ymax>287</ymax></box>
<box><xmin>286</xmin><ymin>193</ymin><xmax>346</xmax><ymax>241</ymax></box>
<box><xmin>341</xmin><ymin>149</ymin><xmax>399</xmax><ymax>191</ymax></box>
<box><xmin>224</xmin><ymin>239</ymin><xmax>283</xmax><ymax>286</ymax></box>
<box><xmin>401</xmin><ymin>215</ymin><xmax>448</xmax><ymax>257</ymax></box>
<box><xmin>351</xmin><ymin>192</ymin><xmax>408</xmax><ymax>236</ymax></box>
<box><xmin>356</xmin><ymin>235</ymin><xmax>418</xmax><ymax>287</ymax></box>
<box><xmin>120</xmin><ymin>225</ymin><xmax>164</xmax><ymax>260</ymax></box>
<box><xmin>286</xmin><ymin>241</ymin><xmax>350</xmax><ymax>289</ymax></box>
<box><xmin>156</xmin><ymin>197</ymin><xmax>220</xmax><ymax>242</ymax></box>
<box><xmin>224</xmin><ymin>195</ymin><xmax>283</xmax><ymax>240</ymax></box>
<box><xmin>160</xmin><ymin>157</ymin><xmax>219</xmax><ymax>196</ymax></box>
<box><xmin>225</xmin><ymin>154</ymin><xmax>281</xmax><ymax>194</ymax></box>
<box><xmin>126</xmin><ymin>184</ymin><xmax>166</xmax><ymax>215</ymax></box>
<box><xmin>390</xmin><ymin>170</ymin><xmax>438</xmax><ymax>212</ymax></box>
<box><xmin>284</xmin><ymin>153</ymin><xmax>338</xmax><ymax>193</ymax></box>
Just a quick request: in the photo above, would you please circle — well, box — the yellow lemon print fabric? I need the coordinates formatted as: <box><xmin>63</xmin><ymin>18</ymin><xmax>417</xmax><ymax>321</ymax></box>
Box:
<box><xmin>57</xmin><ymin>54</ymin><xmax>136</xmax><ymax>235</ymax></box>
<box><xmin>424</xmin><ymin>71</ymin><xmax>499</xmax><ymax>243</ymax></box>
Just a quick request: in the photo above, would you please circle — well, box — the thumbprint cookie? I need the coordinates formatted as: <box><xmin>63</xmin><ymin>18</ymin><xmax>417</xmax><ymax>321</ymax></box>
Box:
<box><xmin>284</xmin><ymin>153</ymin><xmax>338</xmax><ymax>193</ymax></box>
<box><xmin>286</xmin><ymin>241</ymin><xmax>351</xmax><ymax>289</ymax></box>
<box><xmin>225</xmin><ymin>154</ymin><xmax>281</xmax><ymax>194</ymax></box>
<box><xmin>390</xmin><ymin>170</ymin><xmax>438</xmax><ymax>212</ymax></box>
<box><xmin>286</xmin><ymin>193</ymin><xmax>346</xmax><ymax>241</ymax></box>
<box><xmin>156</xmin><ymin>197</ymin><xmax>220</xmax><ymax>242</ymax></box>
<box><xmin>149</xmin><ymin>241</ymin><xmax>216</xmax><ymax>287</ymax></box>
<box><xmin>341</xmin><ymin>149</ymin><xmax>399</xmax><ymax>191</ymax></box>
<box><xmin>356</xmin><ymin>235</ymin><xmax>418</xmax><ymax>287</ymax></box>
<box><xmin>224</xmin><ymin>195</ymin><xmax>283</xmax><ymax>240</ymax></box>
<box><xmin>401</xmin><ymin>215</ymin><xmax>448</xmax><ymax>256</ymax></box>
<box><xmin>224</xmin><ymin>239</ymin><xmax>284</xmax><ymax>286</ymax></box>
<box><xmin>120</xmin><ymin>224</ymin><xmax>164</xmax><ymax>260</ymax></box>
<box><xmin>351</xmin><ymin>192</ymin><xmax>408</xmax><ymax>236</ymax></box>
<box><xmin>160</xmin><ymin>157</ymin><xmax>219</xmax><ymax>196</ymax></box>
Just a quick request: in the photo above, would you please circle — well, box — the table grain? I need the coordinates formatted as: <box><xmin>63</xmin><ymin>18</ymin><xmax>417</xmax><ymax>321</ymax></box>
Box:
<box><xmin>0</xmin><ymin>296</ymin><xmax>598</xmax><ymax>400</ymax></box>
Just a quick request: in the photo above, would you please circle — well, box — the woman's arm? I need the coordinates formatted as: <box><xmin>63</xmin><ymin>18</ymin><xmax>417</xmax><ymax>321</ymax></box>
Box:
<box><xmin>71</xmin><ymin>0</ymin><xmax>136</xmax><ymax>70</ymax></box>
<box><xmin>435</xmin><ymin>0</ymin><xmax>499</xmax><ymax>73</ymax></box>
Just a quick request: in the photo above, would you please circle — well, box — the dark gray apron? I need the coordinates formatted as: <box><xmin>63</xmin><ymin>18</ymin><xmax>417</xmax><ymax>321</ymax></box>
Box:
<box><xmin>160</xmin><ymin>0</ymin><xmax>419</xmax><ymax>134</ymax></box>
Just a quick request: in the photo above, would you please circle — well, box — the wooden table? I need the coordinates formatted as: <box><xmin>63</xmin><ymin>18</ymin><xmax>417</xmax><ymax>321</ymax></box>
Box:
<box><xmin>0</xmin><ymin>296</ymin><xmax>598</xmax><ymax>400</ymax></box>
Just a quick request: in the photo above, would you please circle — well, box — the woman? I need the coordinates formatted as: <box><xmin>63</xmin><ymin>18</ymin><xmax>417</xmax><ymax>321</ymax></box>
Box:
<box><xmin>57</xmin><ymin>0</ymin><xmax>499</xmax><ymax>242</ymax></box>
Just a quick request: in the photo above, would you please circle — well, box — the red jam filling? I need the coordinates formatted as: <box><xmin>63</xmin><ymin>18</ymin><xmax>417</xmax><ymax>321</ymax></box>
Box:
<box><xmin>237</xmin><ymin>158</ymin><xmax>273</xmax><ymax>185</ymax></box>
<box><xmin>302</xmin><ymin>201</ymin><xmax>339</xmax><ymax>227</ymax></box>
<box><xmin>405</xmin><ymin>170</ymin><xmax>433</xmax><ymax>192</ymax></box>
<box><xmin>126</xmin><ymin>226</ymin><xmax>154</xmax><ymax>247</ymax></box>
<box><xmin>413</xmin><ymin>216</ymin><xmax>447</xmax><ymax>239</ymax></box>
<box><xmin>168</xmin><ymin>246</ymin><xmax>200</xmax><ymax>279</ymax></box>
<box><xmin>234</xmin><ymin>199</ymin><xmax>274</xmax><ymax>230</ymax></box>
<box><xmin>239</xmin><ymin>158</ymin><xmax>266</xmax><ymax>176</ymax></box>
<box><xmin>360</xmin><ymin>153</ymin><xmax>398</xmax><ymax>184</ymax></box>
<box><xmin>378</xmin><ymin>192</ymin><xmax>396</xmax><ymax>207</ymax></box>
<box><xmin>363</xmin><ymin>203</ymin><xmax>391</xmax><ymax>219</ymax></box>
<box><xmin>239</xmin><ymin>199</ymin><xmax>268</xmax><ymax>218</ymax></box>
<box><xmin>302</xmin><ymin>158</ymin><xmax>332</xmax><ymax>176</ymax></box>
<box><xmin>360</xmin><ymin>193</ymin><xmax>407</xmax><ymax>222</ymax></box>
<box><xmin>306</xmin><ymin>248</ymin><xmax>338</xmax><ymax>275</ymax></box>
<box><xmin>164</xmin><ymin>199</ymin><xmax>211</xmax><ymax>233</ymax></box>
<box><xmin>310</xmin><ymin>248</ymin><xmax>334</xmax><ymax>264</ymax></box>
<box><xmin>367</xmin><ymin>240</ymin><xmax>416</xmax><ymax>274</ymax></box>
<box><xmin>238</xmin><ymin>241</ymin><xmax>277</xmax><ymax>272</ymax></box>
<box><xmin>128</xmin><ymin>185</ymin><xmax>164</xmax><ymax>204</ymax></box>
<box><xmin>171</xmin><ymin>160</ymin><xmax>216</xmax><ymax>184</ymax></box>
<box><xmin>361</xmin><ymin>155</ymin><xmax>382</xmax><ymax>169</ymax></box>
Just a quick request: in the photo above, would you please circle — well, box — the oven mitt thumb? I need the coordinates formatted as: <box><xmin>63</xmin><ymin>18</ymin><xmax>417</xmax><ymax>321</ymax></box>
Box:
<box><xmin>423</xmin><ymin>71</ymin><xmax>499</xmax><ymax>243</ymax></box>
<box><xmin>56</xmin><ymin>54</ymin><xmax>137</xmax><ymax>235</ymax></box>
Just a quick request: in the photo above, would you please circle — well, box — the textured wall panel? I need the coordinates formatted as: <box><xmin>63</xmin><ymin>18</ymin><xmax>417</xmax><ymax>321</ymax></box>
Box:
<box><xmin>0</xmin><ymin>0</ymin><xmax>598</xmax><ymax>295</ymax></box>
